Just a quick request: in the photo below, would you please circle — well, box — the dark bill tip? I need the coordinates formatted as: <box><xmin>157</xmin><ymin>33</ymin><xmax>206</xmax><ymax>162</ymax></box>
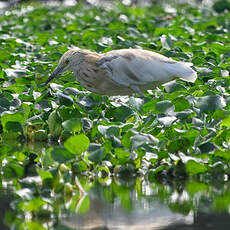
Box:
<box><xmin>44</xmin><ymin>65</ymin><xmax>65</xmax><ymax>85</ymax></box>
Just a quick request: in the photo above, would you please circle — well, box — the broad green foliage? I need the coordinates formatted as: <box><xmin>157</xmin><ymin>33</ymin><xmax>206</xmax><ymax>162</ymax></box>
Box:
<box><xmin>1</xmin><ymin>2</ymin><xmax>230</xmax><ymax>228</ymax></box>
<box><xmin>0</xmin><ymin>1</ymin><xmax>230</xmax><ymax>195</ymax></box>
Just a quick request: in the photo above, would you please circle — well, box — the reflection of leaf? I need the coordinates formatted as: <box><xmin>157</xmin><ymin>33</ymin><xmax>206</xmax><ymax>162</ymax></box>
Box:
<box><xmin>121</xmin><ymin>191</ymin><xmax>132</xmax><ymax>211</ymax></box>
<box><xmin>76</xmin><ymin>195</ymin><xmax>90</xmax><ymax>214</ymax></box>
<box><xmin>186</xmin><ymin>181</ymin><xmax>208</xmax><ymax>195</ymax></box>
<box><xmin>212</xmin><ymin>193</ymin><xmax>230</xmax><ymax>212</ymax></box>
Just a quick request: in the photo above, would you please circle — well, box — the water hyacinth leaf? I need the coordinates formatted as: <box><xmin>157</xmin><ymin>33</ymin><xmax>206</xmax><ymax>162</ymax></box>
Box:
<box><xmin>158</xmin><ymin>116</ymin><xmax>177</xmax><ymax>126</ymax></box>
<box><xmin>198</xmin><ymin>142</ymin><xmax>217</xmax><ymax>153</ymax></box>
<box><xmin>172</xmin><ymin>97</ymin><xmax>190</xmax><ymax>112</ymax></box>
<box><xmin>0</xmin><ymin>97</ymin><xmax>11</xmax><ymax>109</ymax></box>
<box><xmin>210</xmin><ymin>42</ymin><xmax>230</xmax><ymax>54</ymax></box>
<box><xmin>214</xmin><ymin>149</ymin><xmax>230</xmax><ymax>161</ymax></box>
<box><xmin>88</xmin><ymin>148</ymin><xmax>105</xmax><ymax>163</ymax></box>
<box><xmin>164</xmin><ymin>81</ymin><xmax>186</xmax><ymax>93</ymax></box>
<box><xmin>131</xmin><ymin>134</ymin><xmax>158</xmax><ymax>151</ymax></box>
<box><xmin>121</xmin><ymin>131</ymin><xmax>134</xmax><ymax>149</ymax></box>
<box><xmin>115</xmin><ymin>148</ymin><xmax>130</xmax><ymax>160</ymax></box>
<box><xmin>21</xmin><ymin>198</ymin><xmax>47</xmax><ymax>212</ymax></box>
<box><xmin>64</xmin><ymin>134</ymin><xmax>90</xmax><ymax>155</ymax></box>
<box><xmin>107</xmin><ymin>106</ymin><xmax>133</xmax><ymax>122</ymax></box>
<box><xmin>220</xmin><ymin>115</ymin><xmax>230</xmax><ymax>128</ymax></box>
<box><xmin>57</xmin><ymin>92</ymin><xmax>74</xmax><ymax>106</ymax></box>
<box><xmin>33</xmin><ymin>130</ymin><xmax>48</xmax><ymax>141</ymax></box>
<box><xmin>213</xmin><ymin>0</ymin><xmax>230</xmax><ymax>13</ymax></box>
<box><xmin>5</xmin><ymin>121</ymin><xmax>23</xmax><ymax>133</ymax></box>
<box><xmin>1</xmin><ymin>112</ymin><xmax>25</xmax><ymax>131</ymax></box>
<box><xmin>128</xmin><ymin>97</ymin><xmax>145</xmax><ymax>111</ymax></box>
<box><xmin>37</xmin><ymin>169</ymin><xmax>53</xmax><ymax>181</ymax></box>
<box><xmin>160</xmin><ymin>34</ymin><xmax>173</xmax><ymax>50</ymax></box>
<box><xmin>167</xmin><ymin>137</ymin><xmax>190</xmax><ymax>153</ymax></box>
<box><xmin>4</xmin><ymin>161</ymin><xmax>24</xmax><ymax>178</ymax></box>
<box><xmin>155</xmin><ymin>100</ymin><xmax>175</xmax><ymax>114</ymax></box>
<box><xmin>213</xmin><ymin>110</ymin><xmax>230</xmax><ymax>121</ymax></box>
<box><xmin>62</xmin><ymin>118</ymin><xmax>82</xmax><ymax>133</ymax></box>
<box><xmin>142</xmin><ymin>100</ymin><xmax>158</xmax><ymax>113</ymax></box>
<box><xmin>51</xmin><ymin>147</ymin><xmax>75</xmax><ymax>163</ymax></box>
<box><xmin>98</xmin><ymin>125</ymin><xmax>120</xmax><ymax>138</ymax></box>
<box><xmin>197</xmin><ymin>95</ymin><xmax>226</xmax><ymax>113</ymax></box>
<box><xmin>48</xmin><ymin>111</ymin><xmax>63</xmax><ymax>139</ymax></box>
<box><xmin>186</xmin><ymin>160</ymin><xmax>207</xmax><ymax>174</ymax></box>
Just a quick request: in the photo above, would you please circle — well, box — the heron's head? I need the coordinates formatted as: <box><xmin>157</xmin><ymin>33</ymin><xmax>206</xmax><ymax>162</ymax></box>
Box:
<box><xmin>45</xmin><ymin>48</ymin><xmax>86</xmax><ymax>85</ymax></box>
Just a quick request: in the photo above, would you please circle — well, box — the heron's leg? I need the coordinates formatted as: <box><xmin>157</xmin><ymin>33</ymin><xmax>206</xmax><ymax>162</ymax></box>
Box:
<box><xmin>130</xmin><ymin>85</ymin><xmax>144</xmax><ymax>98</ymax></box>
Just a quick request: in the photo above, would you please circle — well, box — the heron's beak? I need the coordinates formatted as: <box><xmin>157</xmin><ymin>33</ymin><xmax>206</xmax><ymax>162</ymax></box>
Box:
<box><xmin>45</xmin><ymin>65</ymin><xmax>65</xmax><ymax>85</ymax></box>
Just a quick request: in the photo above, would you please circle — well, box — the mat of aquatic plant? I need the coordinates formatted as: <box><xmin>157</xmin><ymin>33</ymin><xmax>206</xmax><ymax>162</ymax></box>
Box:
<box><xmin>1</xmin><ymin>1</ymin><xmax>230</xmax><ymax>183</ymax></box>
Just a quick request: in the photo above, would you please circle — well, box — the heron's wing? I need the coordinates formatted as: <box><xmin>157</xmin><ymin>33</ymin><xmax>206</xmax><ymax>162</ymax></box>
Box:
<box><xmin>99</xmin><ymin>49</ymin><xmax>197</xmax><ymax>87</ymax></box>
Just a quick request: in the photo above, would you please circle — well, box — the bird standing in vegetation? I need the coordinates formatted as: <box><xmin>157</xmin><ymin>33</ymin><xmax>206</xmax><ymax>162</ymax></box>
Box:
<box><xmin>45</xmin><ymin>47</ymin><xmax>197</xmax><ymax>96</ymax></box>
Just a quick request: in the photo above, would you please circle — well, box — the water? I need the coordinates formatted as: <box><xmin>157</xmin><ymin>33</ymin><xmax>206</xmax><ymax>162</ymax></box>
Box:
<box><xmin>58</xmin><ymin>179</ymin><xmax>230</xmax><ymax>230</ymax></box>
<box><xmin>2</xmin><ymin>175</ymin><xmax>230</xmax><ymax>230</ymax></box>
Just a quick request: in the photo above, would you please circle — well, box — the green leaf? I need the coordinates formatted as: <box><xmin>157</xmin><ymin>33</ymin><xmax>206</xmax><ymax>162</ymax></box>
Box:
<box><xmin>57</xmin><ymin>92</ymin><xmax>74</xmax><ymax>106</ymax></box>
<box><xmin>64</xmin><ymin>134</ymin><xmax>90</xmax><ymax>155</ymax></box>
<box><xmin>186</xmin><ymin>181</ymin><xmax>208</xmax><ymax>194</ymax></box>
<box><xmin>77</xmin><ymin>195</ymin><xmax>90</xmax><ymax>214</ymax></box>
<box><xmin>186</xmin><ymin>160</ymin><xmax>207</xmax><ymax>174</ymax></box>
<box><xmin>172</xmin><ymin>97</ymin><xmax>190</xmax><ymax>112</ymax></box>
<box><xmin>88</xmin><ymin>148</ymin><xmax>105</xmax><ymax>163</ymax></box>
<box><xmin>22</xmin><ymin>198</ymin><xmax>47</xmax><ymax>212</ymax></box>
<box><xmin>1</xmin><ymin>112</ymin><xmax>25</xmax><ymax>131</ymax></box>
<box><xmin>197</xmin><ymin>95</ymin><xmax>226</xmax><ymax>113</ymax></box>
<box><xmin>164</xmin><ymin>81</ymin><xmax>186</xmax><ymax>93</ymax></box>
<box><xmin>62</xmin><ymin>118</ymin><xmax>82</xmax><ymax>133</ymax></box>
<box><xmin>37</xmin><ymin>169</ymin><xmax>53</xmax><ymax>181</ymax></box>
<box><xmin>5</xmin><ymin>121</ymin><xmax>23</xmax><ymax>133</ymax></box>
<box><xmin>51</xmin><ymin>147</ymin><xmax>74</xmax><ymax>163</ymax></box>
<box><xmin>48</xmin><ymin>111</ymin><xmax>63</xmax><ymax>139</ymax></box>
<box><xmin>220</xmin><ymin>115</ymin><xmax>230</xmax><ymax>128</ymax></box>
<box><xmin>155</xmin><ymin>100</ymin><xmax>175</xmax><ymax>114</ymax></box>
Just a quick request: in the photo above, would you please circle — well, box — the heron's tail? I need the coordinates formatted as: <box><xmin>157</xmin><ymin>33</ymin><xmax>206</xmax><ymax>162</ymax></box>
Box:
<box><xmin>166</xmin><ymin>61</ymin><xmax>197</xmax><ymax>83</ymax></box>
<box><xmin>174</xmin><ymin>62</ymin><xmax>197</xmax><ymax>83</ymax></box>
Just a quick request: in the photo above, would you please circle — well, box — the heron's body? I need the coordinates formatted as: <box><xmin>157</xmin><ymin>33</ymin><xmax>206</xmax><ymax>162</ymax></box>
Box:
<box><xmin>46</xmin><ymin>48</ymin><xmax>197</xmax><ymax>96</ymax></box>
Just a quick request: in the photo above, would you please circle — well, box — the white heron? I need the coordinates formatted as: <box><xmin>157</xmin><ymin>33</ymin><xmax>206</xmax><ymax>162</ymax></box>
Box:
<box><xmin>45</xmin><ymin>47</ymin><xmax>197</xmax><ymax>96</ymax></box>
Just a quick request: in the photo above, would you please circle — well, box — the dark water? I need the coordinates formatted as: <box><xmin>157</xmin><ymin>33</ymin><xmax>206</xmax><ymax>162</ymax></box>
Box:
<box><xmin>58</xmin><ymin>179</ymin><xmax>230</xmax><ymax>230</ymax></box>
<box><xmin>3</xmin><ymin>176</ymin><xmax>230</xmax><ymax>230</ymax></box>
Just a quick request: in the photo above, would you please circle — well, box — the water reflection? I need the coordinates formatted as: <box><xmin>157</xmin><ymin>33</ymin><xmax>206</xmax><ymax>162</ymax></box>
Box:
<box><xmin>58</xmin><ymin>179</ymin><xmax>230</xmax><ymax>230</ymax></box>
<box><xmin>0</xmin><ymin>191</ymin><xmax>12</xmax><ymax>230</ymax></box>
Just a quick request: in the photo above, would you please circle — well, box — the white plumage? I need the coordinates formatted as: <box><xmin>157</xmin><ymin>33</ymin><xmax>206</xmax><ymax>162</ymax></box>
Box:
<box><xmin>45</xmin><ymin>47</ymin><xmax>197</xmax><ymax>96</ymax></box>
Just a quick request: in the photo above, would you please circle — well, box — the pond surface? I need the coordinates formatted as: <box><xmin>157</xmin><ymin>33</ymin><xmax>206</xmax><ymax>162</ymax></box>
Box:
<box><xmin>2</xmin><ymin>175</ymin><xmax>230</xmax><ymax>230</ymax></box>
